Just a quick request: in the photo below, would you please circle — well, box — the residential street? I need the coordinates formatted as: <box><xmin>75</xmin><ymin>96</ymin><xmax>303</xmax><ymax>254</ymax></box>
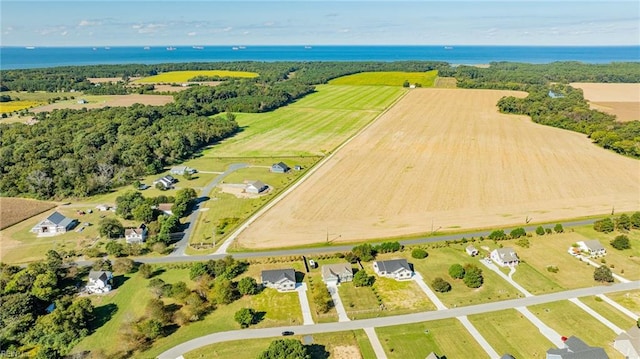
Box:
<box><xmin>156</xmin><ymin>280</ymin><xmax>639</xmax><ymax>359</ymax></box>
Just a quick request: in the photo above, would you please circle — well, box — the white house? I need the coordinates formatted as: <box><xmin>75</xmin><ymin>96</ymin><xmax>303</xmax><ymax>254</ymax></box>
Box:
<box><xmin>245</xmin><ymin>180</ymin><xmax>269</xmax><ymax>194</ymax></box>
<box><xmin>125</xmin><ymin>224</ymin><xmax>148</xmax><ymax>244</ymax></box>
<box><xmin>95</xmin><ymin>204</ymin><xmax>111</xmax><ymax>212</ymax></box>
<box><xmin>490</xmin><ymin>248</ymin><xmax>520</xmax><ymax>267</ymax></box>
<box><xmin>153</xmin><ymin>175</ymin><xmax>177</xmax><ymax>190</ymax></box>
<box><xmin>261</xmin><ymin>268</ymin><xmax>296</xmax><ymax>292</ymax></box>
<box><xmin>30</xmin><ymin>212</ymin><xmax>77</xmax><ymax>235</ymax></box>
<box><xmin>466</xmin><ymin>245</ymin><xmax>479</xmax><ymax>256</ymax></box>
<box><xmin>170</xmin><ymin>166</ymin><xmax>197</xmax><ymax>175</ymax></box>
<box><xmin>614</xmin><ymin>325</ymin><xmax>640</xmax><ymax>359</ymax></box>
<box><xmin>372</xmin><ymin>259</ymin><xmax>412</xmax><ymax>281</ymax></box>
<box><xmin>321</xmin><ymin>263</ymin><xmax>353</xmax><ymax>286</ymax></box>
<box><xmin>86</xmin><ymin>270</ymin><xmax>113</xmax><ymax>294</ymax></box>
<box><xmin>577</xmin><ymin>240</ymin><xmax>606</xmax><ymax>257</ymax></box>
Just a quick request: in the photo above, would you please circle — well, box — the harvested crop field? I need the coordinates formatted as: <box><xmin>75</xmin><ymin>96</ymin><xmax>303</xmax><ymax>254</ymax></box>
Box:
<box><xmin>570</xmin><ymin>82</ymin><xmax>640</xmax><ymax>122</ymax></box>
<box><xmin>29</xmin><ymin>94</ymin><xmax>173</xmax><ymax>112</ymax></box>
<box><xmin>134</xmin><ymin>70</ymin><xmax>258</xmax><ymax>83</ymax></box>
<box><xmin>0</xmin><ymin>197</ymin><xmax>56</xmax><ymax>230</ymax></box>
<box><xmin>237</xmin><ymin>88</ymin><xmax>640</xmax><ymax>249</ymax></box>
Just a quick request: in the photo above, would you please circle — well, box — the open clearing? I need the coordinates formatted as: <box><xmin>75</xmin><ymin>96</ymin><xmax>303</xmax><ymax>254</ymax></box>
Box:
<box><xmin>237</xmin><ymin>88</ymin><xmax>640</xmax><ymax>249</ymax></box>
<box><xmin>134</xmin><ymin>70</ymin><xmax>259</xmax><ymax>83</ymax></box>
<box><xmin>29</xmin><ymin>94</ymin><xmax>174</xmax><ymax>112</ymax></box>
<box><xmin>0</xmin><ymin>197</ymin><xmax>56</xmax><ymax>230</ymax></box>
<box><xmin>328</xmin><ymin>71</ymin><xmax>438</xmax><ymax>87</ymax></box>
<box><xmin>570</xmin><ymin>82</ymin><xmax>640</xmax><ymax>122</ymax></box>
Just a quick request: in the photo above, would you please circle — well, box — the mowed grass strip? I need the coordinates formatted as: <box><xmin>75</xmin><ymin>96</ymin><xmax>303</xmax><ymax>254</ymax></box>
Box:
<box><xmin>578</xmin><ymin>296</ymin><xmax>637</xmax><ymax>329</ymax></box>
<box><xmin>134</xmin><ymin>70</ymin><xmax>259</xmax><ymax>83</ymax></box>
<box><xmin>468</xmin><ymin>309</ymin><xmax>553</xmax><ymax>358</ymax></box>
<box><xmin>328</xmin><ymin>71</ymin><xmax>438</xmax><ymax>87</ymax></box>
<box><xmin>528</xmin><ymin>300</ymin><xmax>620</xmax><ymax>358</ymax></box>
<box><xmin>209</xmin><ymin>85</ymin><xmax>405</xmax><ymax>157</ymax></box>
<box><xmin>375</xmin><ymin>319</ymin><xmax>488</xmax><ymax>358</ymax></box>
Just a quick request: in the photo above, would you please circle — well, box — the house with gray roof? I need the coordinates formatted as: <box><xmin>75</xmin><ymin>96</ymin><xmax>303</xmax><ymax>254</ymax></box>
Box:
<box><xmin>546</xmin><ymin>336</ymin><xmax>608</xmax><ymax>359</ymax></box>
<box><xmin>31</xmin><ymin>211</ymin><xmax>77</xmax><ymax>235</ymax></box>
<box><xmin>270</xmin><ymin>162</ymin><xmax>291</xmax><ymax>173</ymax></box>
<box><xmin>577</xmin><ymin>240</ymin><xmax>606</xmax><ymax>257</ymax></box>
<box><xmin>615</xmin><ymin>325</ymin><xmax>640</xmax><ymax>359</ymax></box>
<box><xmin>170</xmin><ymin>166</ymin><xmax>197</xmax><ymax>175</ymax></box>
<box><xmin>86</xmin><ymin>270</ymin><xmax>113</xmax><ymax>294</ymax></box>
<box><xmin>321</xmin><ymin>263</ymin><xmax>353</xmax><ymax>286</ymax></box>
<box><xmin>125</xmin><ymin>224</ymin><xmax>148</xmax><ymax>244</ymax></box>
<box><xmin>372</xmin><ymin>259</ymin><xmax>412</xmax><ymax>281</ymax></box>
<box><xmin>261</xmin><ymin>268</ymin><xmax>296</xmax><ymax>291</ymax></box>
<box><xmin>490</xmin><ymin>247</ymin><xmax>520</xmax><ymax>267</ymax></box>
<box><xmin>245</xmin><ymin>180</ymin><xmax>269</xmax><ymax>194</ymax></box>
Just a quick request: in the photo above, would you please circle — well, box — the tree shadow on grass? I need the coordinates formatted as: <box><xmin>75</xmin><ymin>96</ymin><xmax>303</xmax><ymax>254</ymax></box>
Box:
<box><xmin>307</xmin><ymin>344</ymin><xmax>329</xmax><ymax>359</ymax></box>
<box><xmin>253</xmin><ymin>311</ymin><xmax>266</xmax><ymax>326</ymax></box>
<box><xmin>90</xmin><ymin>303</ymin><xmax>118</xmax><ymax>332</ymax></box>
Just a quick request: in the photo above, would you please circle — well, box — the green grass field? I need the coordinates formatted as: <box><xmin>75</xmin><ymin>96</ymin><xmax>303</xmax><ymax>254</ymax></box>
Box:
<box><xmin>607</xmin><ymin>290</ymin><xmax>640</xmax><ymax>316</ymax></box>
<box><xmin>468</xmin><ymin>309</ymin><xmax>553</xmax><ymax>358</ymax></box>
<box><xmin>134</xmin><ymin>70</ymin><xmax>259</xmax><ymax>83</ymax></box>
<box><xmin>375</xmin><ymin>319</ymin><xmax>488</xmax><ymax>358</ymax></box>
<box><xmin>328</xmin><ymin>71</ymin><xmax>438</xmax><ymax>87</ymax></box>
<box><xmin>528</xmin><ymin>300</ymin><xmax>621</xmax><ymax>358</ymax></box>
<box><xmin>578</xmin><ymin>296</ymin><xmax>637</xmax><ymax>330</ymax></box>
<box><xmin>572</xmin><ymin>226</ymin><xmax>640</xmax><ymax>280</ymax></box>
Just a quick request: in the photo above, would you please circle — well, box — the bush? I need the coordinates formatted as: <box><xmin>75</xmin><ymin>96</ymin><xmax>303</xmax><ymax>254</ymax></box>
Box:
<box><xmin>510</xmin><ymin>227</ymin><xmax>526</xmax><ymax>239</ymax></box>
<box><xmin>431</xmin><ymin>277</ymin><xmax>451</xmax><ymax>293</ymax></box>
<box><xmin>610</xmin><ymin>235</ymin><xmax>631</xmax><ymax>250</ymax></box>
<box><xmin>411</xmin><ymin>248</ymin><xmax>428</xmax><ymax>259</ymax></box>
<box><xmin>535</xmin><ymin>226</ymin><xmax>545</xmax><ymax>236</ymax></box>
<box><xmin>139</xmin><ymin>263</ymin><xmax>153</xmax><ymax>278</ymax></box>
<box><xmin>448</xmin><ymin>264</ymin><xmax>465</xmax><ymax>279</ymax></box>
<box><xmin>352</xmin><ymin>244</ymin><xmax>375</xmax><ymax>262</ymax></box>
<box><xmin>631</xmin><ymin>212</ymin><xmax>640</xmax><ymax>229</ymax></box>
<box><xmin>353</xmin><ymin>270</ymin><xmax>375</xmax><ymax>287</ymax></box>
<box><xmin>234</xmin><ymin>307</ymin><xmax>257</xmax><ymax>328</ymax></box>
<box><xmin>616</xmin><ymin>214</ymin><xmax>631</xmax><ymax>231</ymax></box>
<box><xmin>593</xmin><ymin>266</ymin><xmax>614</xmax><ymax>283</ymax></box>
<box><xmin>546</xmin><ymin>265</ymin><xmax>559</xmax><ymax>273</ymax></box>
<box><xmin>113</xmin><ymin>258</ymin><xmax>135</xmax><ymax>274</ymax></box>
<box><xmin>463</xmin><ymin>265</ymin><xmax>483</xmax><ymax>288</ymax></box>
<box><xmin>545</xmin><ymin>228</ymin><xmax>553</xmax><ymax>234</ymax></box>
<box><xmin>515</xmin><ymin>237</ymin><xmax>530</xmax><ymax>248</ymax></box>
<box><xmin>594</xmin><ymin>218</ymin><xmax>614</xmax><ymax>233</ymax></box>
<box><xmin>554</xmin><ymin>223</ymin><xmax>564</xmax><ymax>233</ymax></box>
<box><xmin>488</xmin><ymin>230</ymin><xmax>507</xmax><ymax>241</ymax></box>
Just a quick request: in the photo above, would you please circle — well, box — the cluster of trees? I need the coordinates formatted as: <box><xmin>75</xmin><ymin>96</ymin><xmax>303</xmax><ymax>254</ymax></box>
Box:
<box><xmin>0</xmin><ymin>251</ymin><xmax>95</xmax><ymax>358</ymax></box>
<box><xmin>610</xmin><ymin>235</ymin><xmax>631</xmax><ymax>250</ymax></box>
<box><xmin>594</xmin><ymin>212</ymin><xmax>640</xmax><ymax>233</ymax></box>
<box><xmin>448</xmin><ymin>263</ymin><xmax>484</xmax><ymax>289</ymax></box>
<box><xmin>258</xmin><ymin>339</ymin><xmax>310</xmax><ymax>359</ymax></box>
<box><xmin>345</xmin><ymin>241</ymin><xmax>402</xmax><ymax>263</ymax></box>
<box><xmin>353</xmin><ymin>269</ymin><xmax>375</xmax><ymax>287</ymax></box>
<box><xmin>0</xmin><ymin>106</ymin><xmax>238</xmax><ymax>199</ymax></box>
<box><xmin>594</xmin><ymin>265</ymin><xmax>614</xmax><ymax>283</ymax></box>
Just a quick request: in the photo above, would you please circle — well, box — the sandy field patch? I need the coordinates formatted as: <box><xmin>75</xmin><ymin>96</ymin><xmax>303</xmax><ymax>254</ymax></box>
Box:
<box><xmin>332</xmin><ymin>345</ymin><xmax>362</xmax><ymax>359</ymax></box>
<box><xmin>87</xmin><ymin>77</ymin><xmax>123</xmax><ymax>84</ymax></box>
<box><xmin>148</xmin><ymin>82</ymin><xmax>222</xmax><ymax>93</ymax></box>
<box><xmin>570</xmin><ymin>82</ymin><xmax>640</xmax><ymax>122</ymax></box>
<box><xmin>237</xmin><ymin>88</ymin><xmax>640</xmax><ymax>249</ymax></box>
<box><xmin>30</xmin><ymin>94</ymin><xmax>174</xmax><ymax>113</ymax></box>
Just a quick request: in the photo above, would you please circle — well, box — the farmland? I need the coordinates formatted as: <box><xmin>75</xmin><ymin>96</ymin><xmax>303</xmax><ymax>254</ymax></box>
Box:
<box><xmin>236</xmin><ymin>88</ymin><xmax>640</xmax><ymax>249</ymax></box>
<box><xmin>29</xmin><ymin>94</ymin><xmax>174</xmax><ymax>112</ymax></box>
<box><xmin>328</xmin><ymin>70</ymin><xmax>438</xmax><ymax>87</ymax></box>
<box><xmin>134</xmin><ymin>70</ymin><xmax>259</xmax><ymax>83</ymax></box>
<box><xmin>0</xmin><ymin>197</ymin><xmax>56</xmax><ymax>230</ymax></box>
<box><xmin>570</xmin><ymin>82</ymin><xmax>640</xmax><ymax>122</ymax></box>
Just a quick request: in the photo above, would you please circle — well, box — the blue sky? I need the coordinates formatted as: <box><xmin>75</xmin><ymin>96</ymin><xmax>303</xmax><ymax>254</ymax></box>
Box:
<box><xmin>1</xmin><ymin>1</ymin><xmax>638</xmax><ymax>46</ymax></box>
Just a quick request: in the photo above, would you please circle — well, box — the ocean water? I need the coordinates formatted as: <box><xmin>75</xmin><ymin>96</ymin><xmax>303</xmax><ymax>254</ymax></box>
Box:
<box><xmin>1</xmin><ymin>45</ymin><xmax>639</xmax><ymax>70</ymax></box>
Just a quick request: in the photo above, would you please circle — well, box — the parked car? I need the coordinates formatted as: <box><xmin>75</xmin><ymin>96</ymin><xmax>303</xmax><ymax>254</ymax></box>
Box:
<box><xmin>281</xmin><ymin>331</ymin><xmax>294</xmax><ymax>336</ymax></box>
<box><xmin>309</xmin><ymin>259</ymin><xmax>316</xmax><ymax>268</ymax></box>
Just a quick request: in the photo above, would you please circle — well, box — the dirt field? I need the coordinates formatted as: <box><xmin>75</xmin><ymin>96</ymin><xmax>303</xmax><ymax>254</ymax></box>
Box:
<box><xmin>0</xmin><ymin>197</ymin><xmax>56</xmax><ymax>230</ymax></box>
<box><xmin>30</xmin><ymin>94</ymin><xmax>173</xmax><ymax>113</ymax></box>
<box><xmin>149</xmin><ymin>82</ymin><xmax>222</xmax><ymax>93</ymax></box>
<box><xmin>87</xmin><ymin>77</ymin><xmax>123</xmax><ymax>84</ymax></box>
<box><xmin>236</xmin><ymin>88</ymin><xmax>640</xmax><ymax>249</ymax></box>
<box><xmin>570</xmin><ymin>82</ymin><xmax>640</xmax><ymax>122</ymax></box>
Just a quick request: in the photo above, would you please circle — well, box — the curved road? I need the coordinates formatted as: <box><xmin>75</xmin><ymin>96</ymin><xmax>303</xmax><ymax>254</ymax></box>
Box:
<box><xmin>157</xmin><ymin>280</ymin><xmax>640</xmax><ymax>359</ymax></box>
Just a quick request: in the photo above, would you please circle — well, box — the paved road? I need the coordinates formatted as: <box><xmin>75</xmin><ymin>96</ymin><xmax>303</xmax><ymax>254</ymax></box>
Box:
<box><xmin>168</xmin><ymin>163</ymin><xmax>247</xmax><ymax>257</ymax></box>
<box><xmin>156</xmin><ymin>280</ymin><xmax>639</xmax><ymax>359</ymax></box>
<box><xmin>295</xmin><ymin>283</ymin><xmax>314</xmax><ymax>325</ymax></box>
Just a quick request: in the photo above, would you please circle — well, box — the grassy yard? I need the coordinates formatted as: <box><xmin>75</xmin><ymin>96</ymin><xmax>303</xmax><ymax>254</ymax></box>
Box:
<box><xmin>305</xmin><ymin>271</ymin><xmax>339</xmax><ymax>323</ymax></box>
<box><xmin>184</xmin><ymin>330</ymin><xmax>373</xmax><ymax>359</ymax></box>
<box><xmin>468</xmin><ymin>309</ymin><xmax>553</xmax><ymax>358</ymax></box>
<box><xmin>578</xmin><ymin>296</ymin><xmax>637</xmax><ymax>330</ymax></box>
<box><xmin>372</xmin><ymin>276</ymin><xmax>435</xmax><ymax>312</ymax></box>
<box><xmin>134</xmin><ymin>70</ymin><xmax>259</xmax><ymax>83</ymax></box>
<box><xmin>328</xmin><ymin>71</ymin><xmax>438</xmax><ymax>87</ymax></box>
<box><xmin>375</xmin><ymin>319</ymin><xmax>488</xmax><ymax>359</ymax></box>
<box><xmin>338</xmin><ymin>282</ymin><xmax>382</xmax><ymax>319</ymax></box>
<box><xmin>607</xmin><ymin>290</ymin><xmax>640</xmax><ymax>316</ymax></box>
<box><xmin>572</xmin><ymin>226</ymin><xmax>640</xmax><ymax>279</ymax></box>
<box><xmin>528</xmin><ymin>300</ymin><xmax>622</xmax><ymax>358</ymax></box>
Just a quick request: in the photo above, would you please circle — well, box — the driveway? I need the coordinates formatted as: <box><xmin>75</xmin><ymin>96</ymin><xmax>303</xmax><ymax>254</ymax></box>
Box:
<box><xmin>295</xmin><ymin>283</ymin><xmax>314</xmax><ymax>325</ymax></box>
<box><xmin>457</xmin><ymin>316</ymin><xmax>500</xmax><ymax>358</ymax></box>
<box><xmin>569</xmin><ymin>298</ymin><xmax>623</xmax><ymax>334</ymax></box>
<box><xmin>326</xmin><ymin>284</ymin><xmax>350</xmax><ymax>322</ymax></box>
<box><xmin>479</xmin><ymin>259</ymin><xmax>533</xmax><ymax>297</ymax></box>
<box><xmin>364</xmin><ymin>327</ymin><xmax>388</xmax><ymax>359</ymax></box>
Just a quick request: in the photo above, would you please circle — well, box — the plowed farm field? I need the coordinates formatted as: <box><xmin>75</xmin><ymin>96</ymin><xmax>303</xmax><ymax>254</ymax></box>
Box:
<box><xmin>237</xmin><ymin>88</ymin><xmax>640</xmax><ymax>249</ymax></box>
<box><xmin>570</xmin><ymin>82</ymin><xmax>640</xmax><ymax>122</ymax></box>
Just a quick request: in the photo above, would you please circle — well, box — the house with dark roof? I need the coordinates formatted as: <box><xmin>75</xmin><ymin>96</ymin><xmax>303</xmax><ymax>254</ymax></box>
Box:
<box><xmin>372</xmin><ymin>259</ymin><xmax>412</xmax><ymax>281</ymax></box>
<box><xmin>270</xmin><ymin>162</ymin><xmax>291</xmax><ymax>173</ymax></box>
<box><xmin>261</xmin><ymin>269</ymin><xmax>296</xmax><ymax>291</ymax></box>
<box><xmin>546</xmin><ymin>336</ymin><xmax>609</xmax><ymax>359</ymax></box>
<box><xmin>490</xmin><ymin>247</ymin><xmax>520</xmax><ymax>267</ymax></box>
<box><xmin>614</xmin><ymin>325</ymin><xmax>640</xmax><ymax>358</ymax></box>
<box><xmin>577</xmin><ymin>240</ymin><xmax>606</xmax><ymax>257</ymax></box>
<box><xmin>245</xmin><ymin>180</ymin><xmax>269</xmax><ymax>194</ymax></box>
<box><xmin>125</xmin><ymin>224</ymin><xmax>148</xmax><ymax>244</ymax></box>
<box><xmin>153</xmin><ymin>175</ymin><xmax>178</xmax><ymax>189</ymax></box>
<box><xmin>86</xmin><ymin>270</ymin><xmax>113</xmax><ymax>294</ymax></box>
<box><xmin>321</xmin><ymin>263</ymin><xmax>353</xmax><ymax>285</ymax></box>
<box><xmin>31</xmin><ymin>211</ymin><xmax>77</xmax><ymax>235</ymax></box>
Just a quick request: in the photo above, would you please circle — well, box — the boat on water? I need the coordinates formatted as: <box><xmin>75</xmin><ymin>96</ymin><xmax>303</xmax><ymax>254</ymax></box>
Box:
<box><xmin>143</xmin><ymin>46</ymin><xmax>151</xmax><ymax>50</ymax></box>
<box><xmin>238</xmin><ymin>46</ymin><xmax>246</xmax><ymax>49</ymax></box>
<box><xmin>444</xmin><ymin>46</ymin><xmax>454</xmax><ymax>50</ymax></box>
<box><xmin>304</xmin><ymin>45</ymin><xmax>312</xmax><ymax>49</ymax></box>
<box><xmin>104</xmin><ymin>47</ymin><xmax>110</xmax><ymax>50</ymax></box>
<box><xmin>25</xmin><ymin>46</ymin><xmax>36</xmax><ymax>50</ymax></box>
<box><xmin>232</xmin><ymin>46</ymin><xmax>239</xmax><ymax>50</ymax></box>
<box><xmin>192</xmin><ymin>46</ymin><xmax>204</xmax><ymax>50</ymax></box>
<box><xmin>166</xmin><ymin>46</ymin><xmax>176</xmax><ymax>51</ymax></box>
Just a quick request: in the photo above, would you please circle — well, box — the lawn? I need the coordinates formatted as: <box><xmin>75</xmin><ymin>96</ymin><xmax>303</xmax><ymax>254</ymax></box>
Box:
<box><xmin>607</xmin><ymin>290</ymin><xmax>640</xmax><ymax>316</ymax></box>
<box><xmin>134</xmin><ymin>70</ymin><xmax>259</xmax><ymax>83</ymax></box>
<box><xmin>372</xmin><ymin>276</ymin><xmax>435</xmax><ymax>312</ymax></box>
<box><xmin>338</xmin><ymin>282</ymin><xmax>382</xmax><ymax>319</ymax></box>
<box><xmin>250</xmin><ymin>288</ymin><xmax>303</xmax><ymax>327</ymax></box>
<box><xmin>528</xmin><ymin>300</ymin><xmax>622</xmax><ymax>358</ymax></box>
<box><xmin>400</xmin><ymin>245</ymin><xmax>523</xmax><ymax>307</ymax></box>
<box><xmin>375</xmin><ymin>319</ymin><xmax>488</xmax><ymax>359</ymax></box>
<box><xmin>305</xmin><ymin>271</ymin><xmax>339</xmax><ymax>323</ymax></box>
<box><xmin>206</xmin><ymin>85</ymin><xmax>406</xmax><ymax>157</ymax></box>
<box><xmin>468</xmin><ymin>309</ymin><xmax>553</xmax><ymax>358</ymax></box>
<box><xmin>184</xmin><ymin>330</ymin><xmax>374</xmax><ymax>359</ymax></box>
<box><xmin>328</xmin><ymin>71</ymin><xmax>438</xmax><ymax>87</ymax></box>
<box><xmin>571</xmin><ymin>226</ymin><xmax>640</xmax><ymax>280</ymax></box>
<box><xmin>578</xmin><ymin>296</ymin><xmax>637</xmax><ymax>330</ymax></box>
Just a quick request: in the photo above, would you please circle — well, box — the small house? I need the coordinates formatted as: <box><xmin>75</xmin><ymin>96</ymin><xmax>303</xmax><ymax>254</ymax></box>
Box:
<box><xmin>261</xmin><ymin>268</ymin><xmax>296</xmax><ymax>292</ymax></box>
<box><xmin>95</xmin><ymin>204</ymin><xmax>111</xmax><ymax>212</ymax></box>
<box><xmin>577</xmin><ymin>240</ymin><xmax>606</xmax><ymax>257</ymax></box>
<box><xmin>425</xmin><ymin>353</ymin><xmax>441</xmax><ymax>359</ymax></box>
<box><xmin>86</xmin><ymin>270</ymin><xmax>113</xmax><ymax>294</ymax></box>
<box><xmin>614</xmin><ymin>325</ymin><xmax>640</xmax><ymax>359</ymax></box>
<box><xmin>170</xmin><ymin>166</ymin><xmax>197</xmax><ymax>175</ymax></box>
<box><xmin>321</xmin><ymin>263</ymin><xmax>353</xmax><ymax>285</ymax></box>
<box><xmin>270</xmin><ymin>162</ymin><xmax>291</xmax><ymax>173</ymax></box>
<box><xmin>294</xmin><ymin>165</ymin><xmax>303</xmax><ymax>171</ymax></box>
<box><xmin>245</xmin><ymin>180</ymin><xmax>269</xmax><ymax>194</ymax></box>
<box><xmin>466</xmin><ymin>245</ymin><xmax>479</xmax><ymax>256</ymax></box>
<box><xmin>77</xmin><ymin>99</ymin><xmax>88</xmax><ymax>104</ymax></box>
<box><xmin>125</xmin><ymin>224</ymin><xmax>148</xmax><ymax>244</ymax></box>
<box><xmin>31</xmin><ymin>211</ymin><xmax>77</xmax><ymax>235</ymax></box>
<box><xmin>157</xmin><ymin>203</ymin><xmax>173</xmax><ymax>216</ymax></box>
<box><xmin>546</xmin><ymin>336</ymin><xmax>608</xmax><ymax>359</ymax></box>
<box><xmin>490</xmin><ymin>248</ymin><xmax>519</xmax><ymax>267</ymax></box>
<box><xmin>372</xmin><ymin>259</ymin><xmax>412</xmax><ymax>281</ymax></box>
<box><xmin>153</xmin><ymin>175</ymin><xmax>177</xmax><ymax>190</ymax></box>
